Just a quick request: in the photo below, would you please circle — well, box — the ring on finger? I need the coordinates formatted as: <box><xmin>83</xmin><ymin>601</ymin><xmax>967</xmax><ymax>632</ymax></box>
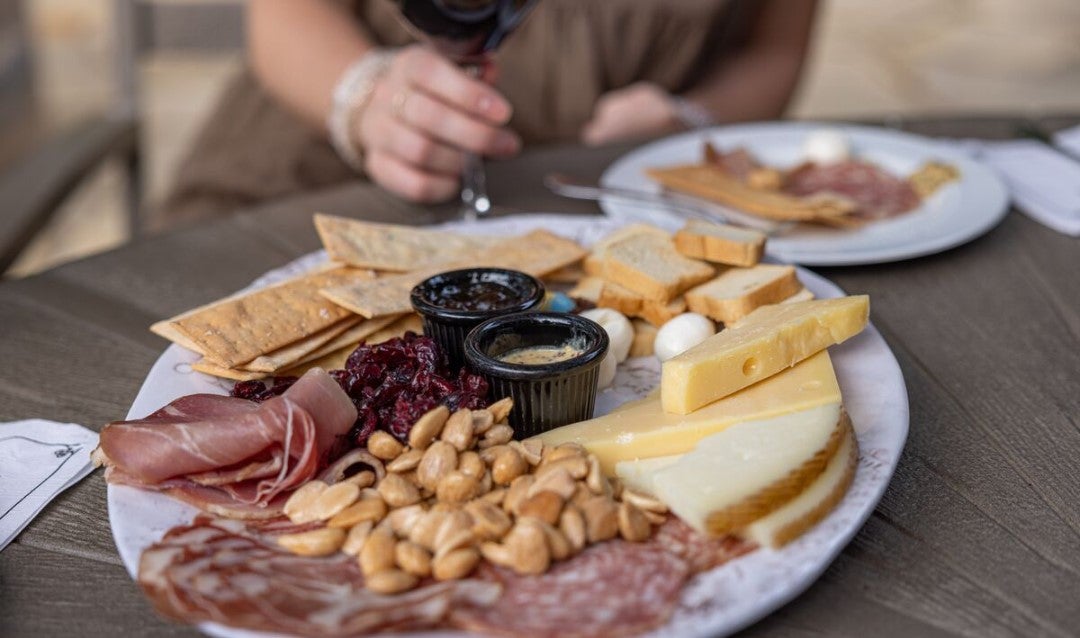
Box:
<box><xmin>391</xmin><ymin>90</ymin><xmax>410</xmax><ymax>120</ymax></box>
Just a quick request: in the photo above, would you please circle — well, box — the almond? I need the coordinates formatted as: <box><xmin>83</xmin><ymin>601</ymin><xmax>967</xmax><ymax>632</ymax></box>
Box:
<box><xmin>365</xmin><ymin>569</ymin><xmax>418</xmax><ymax>595</ymax></box>
<box><xmin>517</xmin><ymin>491</ymin><xmax>564</xmax><ymax>525</ymax></box>
<box><xmin>417</xmin><ymin>441</ymin><xmax>458</xmax><ymax>491</ymax></box>
<box><xmin>487</xmin><ymin>397</ymin><xmax>514</xmax><ymax>424</ymax></box>
<box><xmin>433</xmin><ymin>547</ymin><xmax>480</xmax><ymax>581</ymax></box>
<box><xmin>436</xmin><ymin>470</ymin><xmax>479</xmax><ymax>503</ymax></box>
<box><xmin>442</xmin><ymin>409</ymin><xmax>475</xmax><ymax>451</ymax></box>
<box><xmin>367</xmin><ymin>431</ymin><xmax>404</xmax><ymax>461</ymax></box>
<box><xmin>580</xmin><ymin>496</ymin><xmax>619</xmax><ymax>543</ymax></box>
<box><xmin>377</xmin><ymin>473</ymin><xmax>421</xmax><ymax>508</ymax></box>
<box><xmin>277</xmin><ymin>527</ymin><xmax>346</xmax><ymax>557</ymax></box>
<box><xmin>618</xmin><ymin>501</ymin><xmax>651</xmax><ymax>542</ymax></box>
<box><xmin>491</xmin><ymin>447</ymin><xmax>528</xmax><ymax>486</ymax></box>
<box><xmin>395</xmin><ymin>541</ymin><xmax>432</xmax><ymax>578</ymax></box>
<box><xmin>328</xmin><ymin>497</ymin><xmax>387</xmax><ymax>528</ymax></box>
<box><xmin>409</xmin><ymin>405</ymin><xmax>450</xmax><ymax>449</ymax></box>
<box><xmin>385</xmin><ymin>448</ymin><xmax>424</xmax><ymax>473</ymax></box>
<box><xmin>282</xmin><ymin>481</ymin><xmax>329</xmax><ymax>524</ymax></box>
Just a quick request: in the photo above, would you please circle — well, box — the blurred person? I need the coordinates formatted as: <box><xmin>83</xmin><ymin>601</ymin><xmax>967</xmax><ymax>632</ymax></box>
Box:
<box><xmin>156</xmin><ymin>0</ymin><xmax>817</xmax><ymax>230</ymax></box>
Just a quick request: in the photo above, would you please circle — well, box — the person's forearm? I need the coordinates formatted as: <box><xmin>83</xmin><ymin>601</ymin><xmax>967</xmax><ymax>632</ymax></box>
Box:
<box><xmin>248</xmin><ymin>0</ymin><xmax>375</xmax><ymax>131</ymax></box>
<box><xmin>685</xmin><ymin>0</ymin><xmax>818</xmax><ymax>123</ymax></box>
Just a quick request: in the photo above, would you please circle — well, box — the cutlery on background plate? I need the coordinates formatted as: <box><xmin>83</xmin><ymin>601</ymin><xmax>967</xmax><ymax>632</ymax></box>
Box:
<box><xmin>544</xmin><ymin>172</ymin><xmax>792</xmax><ymax>235</ymax></box>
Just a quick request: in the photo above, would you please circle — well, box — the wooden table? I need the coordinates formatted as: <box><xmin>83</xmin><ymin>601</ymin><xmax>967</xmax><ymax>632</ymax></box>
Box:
<box><xmin>2</xmin><ymin>117</ymin><xmax>1078</xmax><ymax>637</ymax></box>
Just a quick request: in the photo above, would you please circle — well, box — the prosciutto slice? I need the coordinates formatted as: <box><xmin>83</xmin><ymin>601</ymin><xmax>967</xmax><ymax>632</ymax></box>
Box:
<box><xmin>99</xmin><ymin>368</ymin><xmax>356</xmax><ymax>518</ymax></box>
<box><xmin>782</xmin><ymin>160</ymin><xmax>921</xmax><ymax>219</ymax></box>
<box><xmin>138</xmin><ymin>516</ymin><xmax>501</xmax><ymax>637</ymax></box>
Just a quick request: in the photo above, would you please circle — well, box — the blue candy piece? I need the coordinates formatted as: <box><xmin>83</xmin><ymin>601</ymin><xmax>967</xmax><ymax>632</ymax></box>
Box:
<box><xmin>544</xmin><ymin>292</ymin><xmax>576</xmax><ymax>313</ymax></box>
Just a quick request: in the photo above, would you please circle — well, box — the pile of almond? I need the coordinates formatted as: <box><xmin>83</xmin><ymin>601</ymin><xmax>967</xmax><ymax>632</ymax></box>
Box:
<box><xmin>276</xmin><ymin>397</ymin><xmax>668</xmax><ymax>594</ymax></box>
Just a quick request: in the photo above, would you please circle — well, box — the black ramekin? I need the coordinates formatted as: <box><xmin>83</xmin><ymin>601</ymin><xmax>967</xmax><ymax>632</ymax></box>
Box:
<box><xmin>410</xmin><ymin>268</ymin><xmax>545</xmax><ymax>371</ymax></box>
<box><xmin>464</xmin><ymin>312</ymin><xmax>609</xmax><ymax>438</ymax></box>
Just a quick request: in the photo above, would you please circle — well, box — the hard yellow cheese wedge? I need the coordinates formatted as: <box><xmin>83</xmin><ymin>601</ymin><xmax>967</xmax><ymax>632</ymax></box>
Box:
<box><xmin>661</xmin><ymin>295</ymin><xmax>868</xmax><ymax>414</ymax></box>
<box><xmin>741</xmin><ymin>417</ymin><xmax>857</xmax><ymax>548</ymax></box>
<box><xmin>536</xmin><ymin>351</ymin><xmax>841</xmax><ymax>475</ymax></box>
<box><xmin>635</xmin><ymin>402</ymin><xmax>846</xmax><ymax>536</ymax></box>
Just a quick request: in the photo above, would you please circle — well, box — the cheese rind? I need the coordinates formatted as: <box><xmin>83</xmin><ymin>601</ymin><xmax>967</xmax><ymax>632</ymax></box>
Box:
<box><xmin>661</xmin><ymin>295</ymin><xmax>868</xmax><ymax>414</ymax></box>
<box><xmin>536</xmin><ymin>351</ymin><xmax>841</xmax><ymax>474</ymax></box>
<box><xmin>649</xmin><ymin>402</ymin><xmax>843</xmax><ymax>536</ymax></box>
<box><xmin>741</xmin><ymin>417</ymin><xmax>858</xmax><ymax>548</ymax></box>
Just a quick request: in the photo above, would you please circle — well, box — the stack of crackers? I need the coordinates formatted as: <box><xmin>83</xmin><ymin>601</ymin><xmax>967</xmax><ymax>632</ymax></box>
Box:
<box><xmin>151</xmin><ymin>214</ymin><xmax>587</xmax><ymax>380</ymax></box>
<box><xmin>569</xmin><ymin>220</ymin><xmax>813</xmax><ymax>357</ymax></box>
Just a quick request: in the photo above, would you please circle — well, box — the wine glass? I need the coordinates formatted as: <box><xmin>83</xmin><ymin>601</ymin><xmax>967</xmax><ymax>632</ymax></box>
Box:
<box><xmin>394</xmin><ymin>0</ymin><xmax>539</xmax><ymax>220</ymax></box>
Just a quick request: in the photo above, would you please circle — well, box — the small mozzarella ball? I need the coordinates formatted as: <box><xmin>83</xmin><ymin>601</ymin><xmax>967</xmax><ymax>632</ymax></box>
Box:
<box><xmin>579</xmin><ymin>308</ymin><xmax>633</xmax><ymax>364</ymax></box>
<box><xmin>595</xmin><ymin>345</ymin><xmax>617</xmax><ymax>389</ymax></box>
<box><xmin>654</xmin><ymin>313</ymin><xmax>716</xmax><ymax>362</ymax></box>
<box><xmin>802</xmin><ymin>128</ymin><xmax>851</xmax><ymax>165</ymax></box>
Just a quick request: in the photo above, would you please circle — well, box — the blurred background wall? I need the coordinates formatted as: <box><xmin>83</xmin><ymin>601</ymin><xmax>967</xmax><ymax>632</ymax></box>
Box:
<box><xmin>5</xmin><ymin>0</ymin><xmax>1080</xmax><ymax>276</ymax></box>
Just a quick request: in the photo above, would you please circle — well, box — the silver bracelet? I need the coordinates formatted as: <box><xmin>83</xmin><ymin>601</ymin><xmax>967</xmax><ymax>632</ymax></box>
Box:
<box><xmin>671</xmin><ymin>96</ymin><xmax>716</xmax><ymax>130</ymax></box>
<box><xmin>327</xmin><ymin>49</ymin><xmax>397</xmax><ymax>172</ymax></box>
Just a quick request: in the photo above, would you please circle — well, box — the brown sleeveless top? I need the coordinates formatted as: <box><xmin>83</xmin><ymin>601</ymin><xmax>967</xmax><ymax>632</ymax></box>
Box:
<box><xmin>157</xmin><ymin>0</ymin><xmax>749</xmax><ymax>230</ymax></box>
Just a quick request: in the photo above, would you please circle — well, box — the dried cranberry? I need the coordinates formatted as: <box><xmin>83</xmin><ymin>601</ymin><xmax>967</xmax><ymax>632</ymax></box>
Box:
<box><xmin>231</xmin><ymin>380</ymin><xmax>266</xmax><ymax>401</ymax></box>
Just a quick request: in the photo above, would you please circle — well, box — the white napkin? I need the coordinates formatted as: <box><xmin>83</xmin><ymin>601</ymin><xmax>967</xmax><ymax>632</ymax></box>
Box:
<box><xmin>0</xmin><ymin>420</ymin><xmax>100</xmax><ymax>552</ymax></box>
<box><xmin>958</xmin><ymin>136</ymin><xmax>1080</xmax><ymax>236</ymax></box>
<box><xmin>1051</xmin><ymin>123</ymin><xmax>1080</xmax><ymax>162</ymax></box>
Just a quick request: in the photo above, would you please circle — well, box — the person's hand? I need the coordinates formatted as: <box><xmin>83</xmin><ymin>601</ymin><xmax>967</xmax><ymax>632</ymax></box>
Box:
<box><xmin>581</xmin><ymin>82</ymin><xmax>683</xmax><ymax>147</ymax></box>
<box><xmin>355</xmin><ymin>45</ymin><xmax>521</xmax><ymax>202</ymax></box>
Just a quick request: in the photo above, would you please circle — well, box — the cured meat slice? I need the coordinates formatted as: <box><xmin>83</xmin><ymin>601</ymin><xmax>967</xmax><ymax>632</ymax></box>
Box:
<box><xmin>704</xmin><ymin>145</ymin><xmax>763</xmax><ymax>182</ymax></box>
<box><xmin>451</xmin><ymin>541</ymin><xmax>689</xmax><ymax>638</ymax></box>
<box><xmin>138</xmin><ymin>517</ymin><xmax>501</xmax><ymax>637</ymax></box>
<box><xmin>650</xmin><ymin>517</ymin><xmax>757</xmax><ymax>574</ymax></box>
<box><xmin>99</xmin><ymin>368</ymin><xmax>356</xmax><ymax>517</ymax></box>
<box><xmin>782</xmin><ymin>161</ymin><xmax>921</xmax><ymax>219</ymax></box>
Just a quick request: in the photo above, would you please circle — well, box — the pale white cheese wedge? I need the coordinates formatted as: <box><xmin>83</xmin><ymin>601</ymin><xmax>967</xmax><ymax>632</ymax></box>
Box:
<box><xmin>741</xmin><ymin>417</ymin><xmax>858</xmax><ymax>548</ymax></box>
<box><xmin>615</xmin><ymin>454</ymin><xmax>679</xmax><ymax>495</ymax></box>
<box><xmin>537</xmin><ymin>351</ymin><xmax>841</xmax><ymax>475</ymax></box>
<box><xmin>648</xmin><ymin>402</ymin><xmax>844</xmax><ymax>536</ymax></box>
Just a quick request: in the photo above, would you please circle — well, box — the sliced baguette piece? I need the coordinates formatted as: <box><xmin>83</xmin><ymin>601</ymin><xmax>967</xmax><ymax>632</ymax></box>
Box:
<box><xmin>584</xmin><ymin>223</ymin><xmax>672</xmax><ymax>277</ymax></box>
<box><xmin>602</xmin><ymin>234</ymin><xmax>714</xmax><ymax>302</ymax></box>
<box><xmin>568</xmin><ymin>276</ymin><xmax>605</xmax><ymax>303</ymax></box>
<box><xmin>740</xmin><ymin>416</ymin><xmax>857</xmax><ymax>548</ymax></box>
<box><xmin>629</xmin><ymin>319</ymin><xmax>658</xmax><ymax>357</ymax></box>
<box><xmin>598</xmin><ymin>281</ymin><xmax>687</xmax><ymax>327</ymax></box>
<box><xmin>674</xmin><ymin>219</ymin><xmax>766</xmax><ymax>267</ymax></box>
<box><xmin>648</xmin><ymin>402</ymin><xmax>847</xmax><ymax>536</ymax></box>
<box><xmin>684</xmin><ymin>265</ymin><xmax>802</xmax><ymax>324</ymax></box>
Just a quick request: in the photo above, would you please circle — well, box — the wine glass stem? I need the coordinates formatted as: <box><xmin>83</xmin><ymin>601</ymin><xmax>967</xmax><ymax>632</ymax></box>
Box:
<box><xmin>460</xmin><ymin>64</ymin><xmax>491</xmax><ymax>221</ymax></box>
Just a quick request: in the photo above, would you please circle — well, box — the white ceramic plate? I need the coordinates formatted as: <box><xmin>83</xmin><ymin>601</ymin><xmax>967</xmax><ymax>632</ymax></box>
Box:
<box><xmin>108</xmin><ymin>215</ymin><xmax>908</xmax><ymax>638</ymax></box>
<box><xmin>600</xmin><ymin>122</ymin><xmax>1009</xmax><ymax>266</ymax></box>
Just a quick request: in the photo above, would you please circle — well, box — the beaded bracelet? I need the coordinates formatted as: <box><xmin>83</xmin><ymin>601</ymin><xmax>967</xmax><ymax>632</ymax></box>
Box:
<box><xmin>327</xmin><ymin>49</ymin><xmax>398</xmax><ymax>172</ymax></box>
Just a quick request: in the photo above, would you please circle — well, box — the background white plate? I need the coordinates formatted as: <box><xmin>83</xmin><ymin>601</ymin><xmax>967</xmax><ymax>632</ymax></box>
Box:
<box><xmin>108</xmin><ymin>215</ymin><xmax>908</xmax><ymax>638</ymax></box>
<box><xmin>600</xmin><ymin>122</ymin><xmax>1009</xmax><ymax>266</ymax></box>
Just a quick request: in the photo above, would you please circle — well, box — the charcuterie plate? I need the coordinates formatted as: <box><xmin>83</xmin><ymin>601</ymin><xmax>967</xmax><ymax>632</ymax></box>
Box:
<box><xmin>108</xmin><ymin>215</ymin><xmax>907</xmax><ymax>637</ymax></box>
<box><xmin>600</xmin><ymin>122</ymin><xmax>1009</xmax><ymax>266</ymax></box>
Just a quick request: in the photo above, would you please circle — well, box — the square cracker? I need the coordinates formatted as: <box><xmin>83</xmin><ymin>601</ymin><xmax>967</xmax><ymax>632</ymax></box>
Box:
<box><xmin>281</xmin><ymin>314</ymin><xmax>424</xmax><ymax>377</ymax></box>
<box><xmin>170</xmin><ymin>266</ymin><xmax>370</xmax><ymax>368</ymax></box>
<box><xmin>240</xmin><ymin>316</ymin><xmax>363</xmax><ymax>373</ymax></box>
<box><xmin>314</xmin><ymin>214</ymin><xmax>501</xmax><ymax>271</ymax></box>
<box><xmin>320</xmin><ymin>230</ymin><xmax>586</xmax><ymax>318</ymax></box>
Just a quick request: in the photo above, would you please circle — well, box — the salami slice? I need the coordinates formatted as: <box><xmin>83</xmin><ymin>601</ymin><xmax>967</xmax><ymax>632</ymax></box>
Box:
<box><xmin>650</xmin><ymin>517</ymin><xmax>757</xmax><ymax>574</ymax></box>
<box><xmin>782</xmin><ymin>161</ymin><xmax>921</xmax><ymax>219</ymax></box>
<box><xmin>138</xmin><ymin>517</ymin><xmax>500</xmax><ymax>637</ymax></box>
<box><xmin>451</xmin><ymin>540</ymin><xmax>689</xmax><ymax>638</ymax></box>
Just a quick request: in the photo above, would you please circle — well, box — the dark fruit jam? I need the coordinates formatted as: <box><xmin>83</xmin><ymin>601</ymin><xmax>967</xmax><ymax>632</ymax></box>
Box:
<box><xmin>425</xmin><ymin>279</ymin><xmax>523</xmax><ymax>312</ymax></box>
<box><xmin>230</xmin><ymin>332</ymin><xmax>489</xmax><ymax>449</ymax></box>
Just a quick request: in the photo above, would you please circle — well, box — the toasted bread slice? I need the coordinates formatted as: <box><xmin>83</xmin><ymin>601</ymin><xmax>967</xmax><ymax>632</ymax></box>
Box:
<box><xmin>568</xmin><ymin>276</ymin><xmax>605</xmax><ymax>303</ymax></box>
<box><xmin>674</xmin><ymin>220</ymin><xmax>766</xmax><ymax>267</ymax></box>
<box><xmin>629</xmin><ymin>319</ymin><xmax>658</xmax><ymax>357</ymax></box>
<box><xmin>598</xmin><ymin>281</ymin><xmax>687</xmax><ymax>327</ymax></box>
<box><xmin>684</xmin><ymin>264</ymin><xmax>801</xmax><ymax>324</ymax></box>
<box><xmin>584</xmin><ymin>224</ymin><xmax>671</xmax><ymax>276</ymax></box>
<box><xmin>602</xmin><ymin>234</ymin><xmax>714</xmax><ymax>302</ymax></box>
